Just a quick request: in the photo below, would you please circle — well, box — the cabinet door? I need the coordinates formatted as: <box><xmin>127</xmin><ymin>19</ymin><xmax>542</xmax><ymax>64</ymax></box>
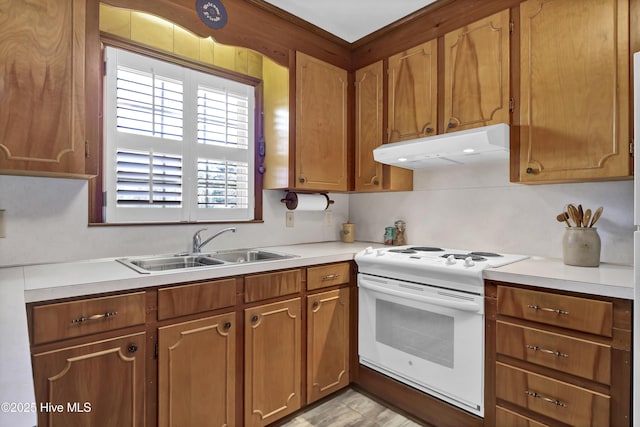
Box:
<box><xmin>32</xmin><ymin>332</ymin><xmax>146</xmax><ymax>427</ymax></box>
<box><xmin>158</xmin><ymin>313</ymin><xmax>235</xmax><ymax>427</ymax></box>
<box><xmin>388</xmin><ymin>39</ymin><xmax>437</xmax><ymax>142</ymax></box>
<box><xmin>307</xmin><ymin>288</ymin><xmax>350</xmax><ymax>404</ymax></box>
<box><xmin>519</xmin><ymin>0</ymin><xmax>630</xmax><ymax>182</ymax></box>
<box><xmin>355</xmin><ymin>61</ymin><xmax>384</xmax><ymax>191</ymax></box>
<box><xmin>355</xmin><ymin>62</ymin><xmax>412</xmax><ymax>192</ymax></box>
<box><xmin>245</xmin><ymin>298</ymin><xmax>301</xmax><ymax>427</ymax></box>
<box><xmin>295</xmin><ymin>52</ymin><xmax>348</xmax><ymax>191</ymax></box>
<box><xmin>0</xmin><ymin>0</ymin><xmax>88</xmax><ymax>176</ymax></box>
<box><xmin>443</xmin><ymin>9</ymin><xmax>510</xmax><ymax>132</ymax></box>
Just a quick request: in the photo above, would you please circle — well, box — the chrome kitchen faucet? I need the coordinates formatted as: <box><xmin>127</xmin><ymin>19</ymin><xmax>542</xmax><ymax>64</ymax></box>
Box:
<box><xmin>192</xmin><ymin>227</ymin><xmax>236</xmax><ymax>253</ymax></box>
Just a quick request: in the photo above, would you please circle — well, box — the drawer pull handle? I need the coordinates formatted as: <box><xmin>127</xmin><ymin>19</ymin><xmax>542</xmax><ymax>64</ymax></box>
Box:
<box><xmin>71</xmin><ymin>311</ymin><xmax>118</xmax><ymax>324</ymax></box>
<box><xmin>322</xmin><ymin>274</ymin><xmax>341</xmax><ymax>281</ymax></box>
<box><xmin>525</xmin><ymin>390</ymin><xmax>568</xmax><ymax>408</ymax></box>
<box><xmin>527</xmin><ymin>304</ymin><xmax>569</xmax><ymax>315</ymax></box>
<box><xmin>526</xmin><ymin>345</ymin><xmax>569</xmax><ymax>358</ymax></box>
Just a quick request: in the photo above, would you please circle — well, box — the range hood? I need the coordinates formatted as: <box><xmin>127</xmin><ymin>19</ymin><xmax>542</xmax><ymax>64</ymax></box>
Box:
<box><xmin>373</xmin><ymin>123</ymin><xmax>510</xmax><ymax>169</ymax></box>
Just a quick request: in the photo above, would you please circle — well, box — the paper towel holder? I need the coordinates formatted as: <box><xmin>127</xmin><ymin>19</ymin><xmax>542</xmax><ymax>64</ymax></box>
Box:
<box><xmin>281</xmin><ymin>191</ymin><xmax>334</xmax><ymax>211</ymax></box>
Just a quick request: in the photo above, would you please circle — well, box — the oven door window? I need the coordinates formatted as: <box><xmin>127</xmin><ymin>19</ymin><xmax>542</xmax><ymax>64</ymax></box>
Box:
<box><xmin>376</xmin><ymin>299</ymin><xmax>454</xmax><ymax>368</ymax></box>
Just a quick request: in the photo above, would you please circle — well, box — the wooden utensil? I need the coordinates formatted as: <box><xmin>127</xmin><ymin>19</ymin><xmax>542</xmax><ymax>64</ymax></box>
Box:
<box><xmin>567</xmin><ymin>204</ymin><xmax>579</xmax><ymax>227</ymax></box>
<box><xmin>583</xmin><ymin>209</ymin><xmax>592</xmax><ymax>229</ymax></box>
<box><xmin>577</xmin><ymin>204</ymin><xmax>584</xmax><ymax>227</ymax></box>
<box><xmin>589</xmin><ymin>206</ymin><xmax>603</xmax><ymax>227</ymax></box>
<box><xmin>556</xmin><ymin>212</ymin><xmax>571</xmax><ymax>227</ymax></box>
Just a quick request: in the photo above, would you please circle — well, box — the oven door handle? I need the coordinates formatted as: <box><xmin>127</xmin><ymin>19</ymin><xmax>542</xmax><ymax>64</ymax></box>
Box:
<box><xmin>359</xmin><ymin>279</ymin><xmax>482</xmax><ymax>313</ymax></box>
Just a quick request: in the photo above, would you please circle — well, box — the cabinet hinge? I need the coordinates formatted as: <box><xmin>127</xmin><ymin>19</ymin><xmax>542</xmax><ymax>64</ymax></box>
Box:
<box><xmin>509</xmin><ymin>98</ymin><xmax>515</xmax><ymax>113</ymax></box>
<box><xmin>85</xmin><ymin>140</ymin><xmax>89</xmax><ymax>158</ymax></box>
<box><xmin>630</xmin><ymin>141</ymin><xmax>634</xmax><ymax>155</ymax></box>
<box><xmin>103</xmin><ymin>60</ymin><xmax>107</xmax><ymax>76</ymax></box>
<box><xmin>509</xmin><ymin>20</ymin><xmax>514</xmax><ymax>34</ymax></box>
<box><xmin>154</xmin><ymin>341</ymin><xmax>159</xmax><ymax>358</ymax></box>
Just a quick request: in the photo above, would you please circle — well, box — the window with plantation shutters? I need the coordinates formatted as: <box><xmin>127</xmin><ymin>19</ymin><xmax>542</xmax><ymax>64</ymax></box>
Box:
<box><xmin>104</xmin><ymin>47</ymin><xmax>255</xmax><ymax>223</ymax></box>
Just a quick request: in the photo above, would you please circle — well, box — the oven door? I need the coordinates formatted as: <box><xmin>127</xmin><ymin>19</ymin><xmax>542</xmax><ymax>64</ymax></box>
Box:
<box><xmin>358</xmin><ymin>273</ymin><xmax>484</xmax><ymax>416</ymax></box>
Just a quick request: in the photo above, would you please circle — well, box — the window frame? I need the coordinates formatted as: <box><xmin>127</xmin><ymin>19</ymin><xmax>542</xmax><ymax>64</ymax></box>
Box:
<box><xmin>90</xmin><ymin>38</ymin><xmax>264</xmax><ymax>225</ymax></box>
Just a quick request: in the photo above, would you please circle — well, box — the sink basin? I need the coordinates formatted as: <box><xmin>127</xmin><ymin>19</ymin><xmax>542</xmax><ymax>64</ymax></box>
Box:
<box><xmin>211</xmin><ymin>249</ymin><xmax>295</xmax><ymax>263</ymax></box>
<box><xmin>118</xmin><ymin>255</ymin><xmax>226</xmax><ymax>274</ymax></box>
<box><xmin>117</xmin><ymin>249</ymin><xmax>296</xmax><ymax>274</ymax></box>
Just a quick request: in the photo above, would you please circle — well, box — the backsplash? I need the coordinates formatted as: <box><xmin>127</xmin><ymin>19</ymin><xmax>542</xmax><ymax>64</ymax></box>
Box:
<box><xmin>0</xmin><ymin>175</ymin><xmax>348</xmax><ymax>267</ymax></box>
<box><xmin>0</xmin><ymin>160</ymin><xmax>633</xmax><ymax>267</ymax></box>
<box><xmin>349</xmin><ymin>159</ymin><xmax>634</xmax><ymax>265</ymax></box>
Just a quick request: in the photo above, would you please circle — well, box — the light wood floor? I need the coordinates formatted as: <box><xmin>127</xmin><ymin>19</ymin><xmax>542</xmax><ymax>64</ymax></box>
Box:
<box><xmin>278</xmin><ymin>388</ymin><xmax>425</xmax><ymax>427</ymax></box>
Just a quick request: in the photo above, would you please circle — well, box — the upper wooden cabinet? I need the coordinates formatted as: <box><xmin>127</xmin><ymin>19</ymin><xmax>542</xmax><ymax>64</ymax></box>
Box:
<box><xmin>443</xmin><ymin>9</ymin><xmax>511</xmax><ymax>133</ymax></box>
<box><xmin>355</xmin><ymin>61</ymin><xmax>412</xmax><ymax>192</ymax></box>
<box><xmin>388</xmin><ymin>40</ymin><xmax>438</xmax><ymax>143</ymax></box>
<box><xmin>0</xmin><ymin>0</ymin><xmax>95</xmax><ymax>178</ymax></box>
<box><xmin>295</xmin><ymin>52</ymin><xmax>348</xmax><ymax>191</ymax></box>
<box><xmin>517</xmin><ymin>0</ymin><xmax>630</xmax><ymax>183</ymax></box>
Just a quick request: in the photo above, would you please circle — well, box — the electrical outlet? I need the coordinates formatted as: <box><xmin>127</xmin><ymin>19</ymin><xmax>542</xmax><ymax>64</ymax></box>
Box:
<box><xmin>286</xmin><ymin>211</ymin><xmax>294</xmax><ymax>228</ymax></box>
<box><xmin>324</xmin><ymin>210</ymin><xmax>333</xmax><ymax>225</ymax></box>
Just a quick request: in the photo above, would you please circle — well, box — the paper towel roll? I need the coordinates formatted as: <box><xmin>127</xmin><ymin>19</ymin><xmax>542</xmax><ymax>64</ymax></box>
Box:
<box><xmin>281</xmin><ymin>192</ymin><xmax>332</xmax><ymax>211</ymax></box>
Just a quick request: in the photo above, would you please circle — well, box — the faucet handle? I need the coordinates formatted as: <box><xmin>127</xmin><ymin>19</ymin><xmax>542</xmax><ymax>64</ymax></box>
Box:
<box><xmin>194</xmin><ymin>228</ymin><xmax>208</xmax><ymax>237</ymax></box>
<box><xmin>192</xmin><ymin>228</ymin><xmax>208</xmax><ymax>253</ymax></box>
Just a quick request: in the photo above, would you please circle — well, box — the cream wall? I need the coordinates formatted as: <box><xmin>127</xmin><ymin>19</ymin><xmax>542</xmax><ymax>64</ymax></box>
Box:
<box><xmin>349</xmin><ymin>159</ymin><xmax>634</xmax><ymax>265</ymax></box>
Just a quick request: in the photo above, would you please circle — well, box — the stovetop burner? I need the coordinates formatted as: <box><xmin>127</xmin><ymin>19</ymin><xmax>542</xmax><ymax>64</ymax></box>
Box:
<box><xmin>388</xmin><ymin>246</ymin><xmax>444</xmax><ymax>254</ymax></box>
<box><xmin>409</xmin><ymin>247</ymin><xmax>444</xmax><ymax>252</ymax></box>
<box><xmin>469</xmin><ymin>251</ymin><xmax>502</xmax><ymax>257</ymax></box>
<box><xmin>388</xmin><ymin>248</ymin><xmax>418</xmax><ymax>254</ymax></box>
<box><xmin>441</xmin><ymin>253</ymin><xmax>487</xmax><ymax>262</ymax></box>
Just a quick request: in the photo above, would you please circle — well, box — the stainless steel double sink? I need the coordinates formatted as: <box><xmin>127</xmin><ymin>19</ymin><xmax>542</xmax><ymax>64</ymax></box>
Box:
<box><xmin>117</xmin><ymin>249</ymin><xmax>296</xmax><ymax>274</ymax></box>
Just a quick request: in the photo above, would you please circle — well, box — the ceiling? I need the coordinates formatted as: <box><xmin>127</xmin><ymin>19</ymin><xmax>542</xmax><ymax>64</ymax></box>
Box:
<box><xmin>262</xmin><ymin>0</ymin><xmax>438</xmax><ymax>43</ymax></box>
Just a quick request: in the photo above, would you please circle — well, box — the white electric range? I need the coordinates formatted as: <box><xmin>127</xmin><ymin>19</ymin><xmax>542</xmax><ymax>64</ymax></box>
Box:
<box><xmin>355</xmin><ymin>245</ymin><xmax>528</xmax><ymax>417</ymax></box>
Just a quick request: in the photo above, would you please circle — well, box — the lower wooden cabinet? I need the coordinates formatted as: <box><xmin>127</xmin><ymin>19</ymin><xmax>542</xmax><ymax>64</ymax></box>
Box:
<box><xmin>158</xmin><ymin>313</ymin><xmax>236</xmax><ymax>427</ymax></box>
<box><xmin>307</xmin><ymin>287</ymin><xmax>350</xmax><ymax>403</ymax></box>
<box><xmin>29</xmin><ymin>263</ymin><xmax>355</xmax><ymax>427</ymax></box>
<box><xmin>486</xmin><ymin>281</ymin><xmax>632</xmax><ymax>427</ymax></box>
<box><xmin>244</xmin><ymin>298</ymin><xmax>302</xmax><ymax>427</ymax></box>
<box><xmin>31</xmin><ymin>332</ymin><xmax>146</xmax><ymax>427</ymax></box>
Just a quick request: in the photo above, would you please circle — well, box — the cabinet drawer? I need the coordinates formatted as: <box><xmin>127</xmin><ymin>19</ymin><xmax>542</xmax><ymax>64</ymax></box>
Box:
<box><xmin>307</xmin><ymin>262</ymin><xmax>350</xmax><ymax>290</ymax></box>
<box><xmin>497</xmin><ymin>286</ymin><xmax>612</xmax><ymax>336</ymax></box>
<box><xmin>496</xmin><ymin>406</ymin><xmax>550</xmax><ymax>427</ymax></box>
<box><xmin>497</xmin><ymin>321</ymin><xmax>611</xmax><ymax>384</ymax></box>
<box><xmin>244</xmin><ymin>269</ymin><xmax>301</xmax><ymax>303</ymax></box>
<box><xmin>32</xmin><ymin>292</ymin><xmax>146</xmax><ymax>344</ymax></box>
<box><xmin>158</xmin><ymin>278</ymin><xmax>236</xmax><ymax>320</ymax></box>
<box><xmin>496</xmin><ymin>363</ymin><xmax>610</xmax><ymax>426</ymax></box>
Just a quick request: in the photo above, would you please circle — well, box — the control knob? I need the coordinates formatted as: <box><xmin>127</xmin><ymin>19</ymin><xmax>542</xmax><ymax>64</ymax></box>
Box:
<box><xmin>445</xmin><ymin>255</ymin><xmax>456</xmax><ymax>265</ymax></box>
<box><xmin>464</xmin><ymin>256</ymin><xmax>475</xmax><ymax>267</ymax></box>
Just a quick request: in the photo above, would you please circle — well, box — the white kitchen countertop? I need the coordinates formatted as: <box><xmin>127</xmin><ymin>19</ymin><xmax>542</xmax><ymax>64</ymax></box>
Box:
<box><xmin>0</xmin><ymin>241</ymin><xmax>634</xmax><ymax>426</ymax></box>
<box><xmin>484</xmin><ymin>256</ymin><xmax>634</xmax><ymax>299</ymax></box>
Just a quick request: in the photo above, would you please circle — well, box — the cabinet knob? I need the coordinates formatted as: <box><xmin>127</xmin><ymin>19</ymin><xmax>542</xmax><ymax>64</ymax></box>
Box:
<box><xmin>312</xmin><ymin>301</ymin><xmax>320</xmax><ymax>309</ymax></box>
<box><xmin>425</xmin><ymin>127</ymin><xmax>433</xmax><ymax>134</ymax></box>
<box><xmin>127</xmin><ymin>344</ymin><xmax>138</xmax><ymax>354</ymax></box>
<box><xmin>447</xmin><ymin>122</ymin><xmax>455</xmax><ymax>129</ymax></box>
<box><xmin>223</xmin><ymin>321</ymin><xmax>232</xmax><ymax>331</ymax></box>
<box><xmin>251</xmin><ymin>315</ymin><xmax>259</xmax><ymax>324</ymax></box>
<box><xmin>299</xmin><ymin>177</ymin><xmax>306</xmax><ymax>184</ymax></box>
<box><xmin>526</xmin><ymin>167</ymin><xmax>536</xmax><ymax>174</ymax></box>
